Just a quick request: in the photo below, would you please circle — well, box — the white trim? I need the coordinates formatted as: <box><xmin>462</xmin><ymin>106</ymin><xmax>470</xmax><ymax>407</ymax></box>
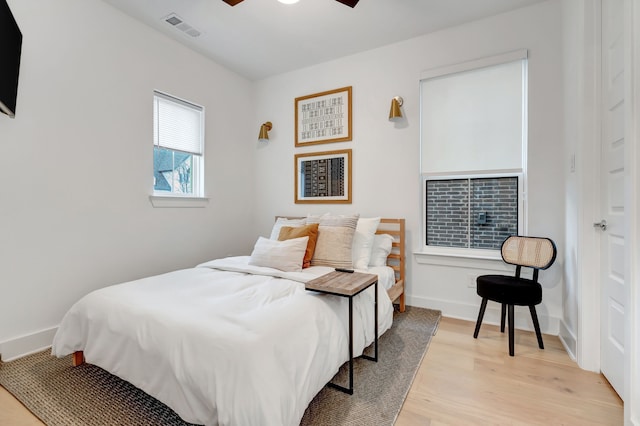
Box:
<box><xmin>421</xmin><ymin>169</ymin><xmax>523</xmax><ymax>179</ymax></box>
<box><xmin>406</xmin><ymin>295</ymin><xmax>560</xmax><ymax>336</ymax></box>
<box><xmin>0</xmin><ymin>327</ymin><xmax>57</xmax><ymax>362</ymax></box>
<box><xmin>153</xmin><ymin>90</ymin><xmax>203</xmax><ymax>111</ymax></box>
<box><xmin>419</xmin><ymin>49</ymin><xmax>528</xmax><ymax>81</ymax></box>
<box><xmin>624</xmin><ymin>0</ymin><xmax>640</xmax><ymax>422</ymax></box>
<box><xmin>421</xmin><ymin>173</ymin><xmax>524</xmax><ymax>252</ymax></box>
<box><xmin>576</xmin><ymin>0</ymin><xmax>602</xmax><ymax>374</ymax></box>
<box><xmin>559</xmin><ymin>319</ymin><xmax>579</xmax><ymax>364</ymax></box>
<box><xmin>414</xmin><ymin>248</ymin><xmax>504</xmax><ymax>266</ymax></box>
<box><xmin>149</xmin><ymin>195</ymin><xmax>209</xmax><ymax>208</ymax></box>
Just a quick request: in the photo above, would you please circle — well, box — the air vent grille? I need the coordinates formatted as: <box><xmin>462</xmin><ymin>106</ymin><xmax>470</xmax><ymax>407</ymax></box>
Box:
<box><xmin>163</xmin><ymin>13</ymin><xmax>201</xmax><ymax>38</ymax></box>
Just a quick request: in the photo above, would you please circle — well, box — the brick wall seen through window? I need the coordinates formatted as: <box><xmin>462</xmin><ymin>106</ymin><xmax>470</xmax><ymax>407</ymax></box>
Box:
<box><xmin>426</xmin><ymin>177</ymin><xmax>518</xmax><ymax>249</ymax></box>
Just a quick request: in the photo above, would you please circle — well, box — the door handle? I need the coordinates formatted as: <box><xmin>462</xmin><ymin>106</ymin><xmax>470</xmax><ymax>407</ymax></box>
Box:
<box><xmin>593</xmin><ymin>220</ymin><xmax>607</xmax><ymax>231</ymax></box>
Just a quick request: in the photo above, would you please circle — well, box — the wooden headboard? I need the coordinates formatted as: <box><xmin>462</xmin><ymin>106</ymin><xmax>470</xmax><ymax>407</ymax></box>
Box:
<box><xmin>275</xmin><ymin>216</ymin><xmax>406</xmax><ymax>313</ymax></box>
<box><xmin>378</xmin><ymin>218</ymin><xmax>405</xmax><ymax>312</ymax></box>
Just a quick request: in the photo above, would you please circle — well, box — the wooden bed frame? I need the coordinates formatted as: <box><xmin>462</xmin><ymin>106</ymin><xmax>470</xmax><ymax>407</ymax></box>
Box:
<box><xmin>274</xmin><ymin>216</ymin><xmax>406</xmax><ymax>312</ymax></box>
<box><xmin>378</xmin><ymin>218</ymin><xmax>406</xmax><ymax>313</ymax></box>
<box><xmin>72</xmin><ymin>217</ymin><xmax>405</xmax><ymax>367</ymax></box>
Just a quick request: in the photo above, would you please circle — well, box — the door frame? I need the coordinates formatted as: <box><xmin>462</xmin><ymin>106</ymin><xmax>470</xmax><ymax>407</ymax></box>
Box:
<box><xmin>622</xmin><ymin>1</ymin><xmax>639</xmax><ymax>423</ymax></box>
<box><xmin>574</xmin><ymin>0</ymin><xmax>601</xmax><ymax>374</ymax></box>
<box><xmin>576</xmin><ymin>0</ymin><xmax>638</xmax><ymax>423</ymax></box>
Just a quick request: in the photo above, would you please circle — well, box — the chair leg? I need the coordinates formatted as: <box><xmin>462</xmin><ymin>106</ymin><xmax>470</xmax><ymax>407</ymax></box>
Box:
<box><xmin>508</xmin><ymin>304</ymin><xmax>515</xmax><ymax>356</ymax></box>
<box><xmin>529</xmin><ymin>305</ymin><xmax>544</xmax><ymax>349</ymax></box>
<box><xmin>500</xmin><ymin>303</ymin><xmax>506</xmax><ymax>333</ymax></box>
<box><xmin>473</xmin><ymin>298</ymin><xmax>488</xmax><ymax>339</ymax></box>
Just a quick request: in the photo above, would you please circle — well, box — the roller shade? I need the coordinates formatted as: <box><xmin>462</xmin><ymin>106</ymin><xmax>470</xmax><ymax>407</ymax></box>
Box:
<box><xmin>154</xmin><ymin>91</ymin><xmax>203</xmax><ymax>155</ymax></box>
<box><xmin>420</xmin><ymin>51</ymin><xmax>526</xmax><ymax>175</ymax></box>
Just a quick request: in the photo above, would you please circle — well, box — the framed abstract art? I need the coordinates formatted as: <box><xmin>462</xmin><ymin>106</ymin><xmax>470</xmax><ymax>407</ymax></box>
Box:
<box><xmin>294</xmin><ymin>86</ymin><xmax>352</xmax><ymax>147</ymax></box>
<box><xmin>294</xmin><ymin>149</ymin><xmax>352</xmax><ymax>204</ymax></box>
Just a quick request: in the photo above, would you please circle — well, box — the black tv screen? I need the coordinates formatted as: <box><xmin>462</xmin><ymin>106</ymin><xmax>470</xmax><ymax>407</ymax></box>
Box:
<box><xmin>0</xmin><ymin>0</ymin><xmax>22</xmax><ymax>118</ymax></box>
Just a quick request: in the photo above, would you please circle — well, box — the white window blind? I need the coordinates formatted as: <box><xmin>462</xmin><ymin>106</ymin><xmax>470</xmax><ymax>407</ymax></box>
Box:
<box><xmin>420</xmin><ymin>50</ymin><xmax>527</xmax><ymax>175</ymax></box>
<box><xmin>154</xmin><ymin>91</ymin><xmax>203</xmax><ymax>155</ymax></box>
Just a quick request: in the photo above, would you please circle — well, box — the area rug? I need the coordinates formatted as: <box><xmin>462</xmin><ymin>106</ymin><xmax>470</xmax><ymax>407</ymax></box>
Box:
<box><xmin>0</xmin><ymin>306</ymin><xmax>440</xmax><ymax>426</ymax></box>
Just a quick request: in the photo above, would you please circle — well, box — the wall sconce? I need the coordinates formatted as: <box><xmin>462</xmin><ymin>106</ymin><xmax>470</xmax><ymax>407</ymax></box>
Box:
<box><xmin>388</xmin><ymin>96</ymin><xmax>403</xmax><ymax>121</ymax></box>
<box><xmin>258</xmin><ymin>121</ymin><xmax>272</xmax><ymax>141</ymax></box>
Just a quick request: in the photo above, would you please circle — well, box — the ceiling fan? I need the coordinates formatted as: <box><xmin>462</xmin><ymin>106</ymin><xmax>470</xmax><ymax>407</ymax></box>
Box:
<box><xmin>222</xmin><ymin>0</ymin><xmax>360</xmax><ymax>7</ymax></box>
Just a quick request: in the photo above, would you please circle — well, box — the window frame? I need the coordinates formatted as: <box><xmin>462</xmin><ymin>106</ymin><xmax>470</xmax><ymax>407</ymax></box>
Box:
<box><xmin>418</xmin><ymin>50</ymin><xmax>528</xmax><ymax>257</ymax></box>
<box><xmin>421</xmin><ymin>170</ymin><xmax>526</xmax><ymax>258</ymax></box>
<box><xmin>152</xmin><ymin>90</ymin><xmax>205</xmax><ymax>199</ymax></box>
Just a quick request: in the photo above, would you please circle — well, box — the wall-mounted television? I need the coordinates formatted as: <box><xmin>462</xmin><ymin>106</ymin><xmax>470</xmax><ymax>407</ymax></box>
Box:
<box><xmin>0</xmin><ymin>0</ymin><xmax>22</xmax><ymax>118</ymax></box>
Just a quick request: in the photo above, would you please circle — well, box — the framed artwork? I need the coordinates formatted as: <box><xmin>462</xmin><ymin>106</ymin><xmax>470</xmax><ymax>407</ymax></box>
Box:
<box><xmin>295</xmin><ymin>86</ymin><xmax>352</xmax><ymax>147</ymax></box>
<box><xmin>295</xmin><ymin>149</ymin><xmax>352</xmax><ymax>204</ymax></box>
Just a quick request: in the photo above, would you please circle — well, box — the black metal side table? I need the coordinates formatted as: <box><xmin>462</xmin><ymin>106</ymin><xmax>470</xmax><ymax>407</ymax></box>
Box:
<box><xmin>305</xmin><ymin>270</ymin><xmax>378</xmax><ymax>395</ymax></box>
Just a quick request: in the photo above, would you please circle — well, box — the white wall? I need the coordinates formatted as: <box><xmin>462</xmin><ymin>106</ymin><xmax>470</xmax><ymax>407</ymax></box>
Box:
<box><xmin>253</xmin><ymin>0</ymin><xmax>566</xmax><ymax>333</ymax></box>
<box><xmin>0</xmin><ymin>0</ymin><xmax>568</xmax><ymax>361</ymax></box>
<box><xmin>0</xmin><ymin>0</ymin><xmax>256</xmax><ymax>359</ymax></box>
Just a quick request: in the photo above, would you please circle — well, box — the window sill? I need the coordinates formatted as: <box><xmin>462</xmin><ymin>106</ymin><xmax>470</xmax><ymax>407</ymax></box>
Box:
<box><xmin>414</xmin><ymin>247</ymin><xmax>513</xmax><ymax>271</ymax></box>
<box><xmin>149</xmin><ymin>195</ymin><xmax>209</xmax><ymax>208</ymax></box>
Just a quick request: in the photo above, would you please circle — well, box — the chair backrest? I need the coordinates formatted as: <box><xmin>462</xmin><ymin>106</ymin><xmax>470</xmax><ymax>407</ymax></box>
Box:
<box><xmin>501</xmin><ymin>236</ymin><xmax>557</xmax><ymax>270</ymax></box>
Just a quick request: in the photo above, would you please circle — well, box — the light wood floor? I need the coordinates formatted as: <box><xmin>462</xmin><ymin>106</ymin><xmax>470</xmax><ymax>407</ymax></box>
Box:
<box><xmin>395</xmin><ymin>317</ymin><xmax>623</xmax><ymax>425</ymax></box>
<box><xmin>0</xmin><ymin>317</ymin><xmax>623</xmax><ymax>425</ymax></box>
<box><xmin>0</xmin><ymin>384</ymin><xmax>43</xmax><ymax>426</ymax></box>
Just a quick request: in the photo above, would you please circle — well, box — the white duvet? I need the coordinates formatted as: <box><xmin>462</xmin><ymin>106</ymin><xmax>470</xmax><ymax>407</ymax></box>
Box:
<box><xmin>52</xmin><ymin>256</ymin><xmax>394</xmax><ymax>426</ymax></box>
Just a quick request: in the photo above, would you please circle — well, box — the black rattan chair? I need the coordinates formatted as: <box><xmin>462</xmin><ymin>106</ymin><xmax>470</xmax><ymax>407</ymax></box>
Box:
<box><xmin>473</xmin><ymin>236</ymin><xmax>557</xmax><ymax>356</ymax></box>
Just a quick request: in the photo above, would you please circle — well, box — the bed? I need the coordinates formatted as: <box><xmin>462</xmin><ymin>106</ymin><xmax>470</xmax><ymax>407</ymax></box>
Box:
<box><xmin>52</xmin><ymin>216</ymin><xmax>405</xmax><ymax>426</ymax></box>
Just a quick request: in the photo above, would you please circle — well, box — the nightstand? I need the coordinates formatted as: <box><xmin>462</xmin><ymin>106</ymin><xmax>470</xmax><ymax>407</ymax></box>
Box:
<box><xmin>305</xmin><ymin>270</ymin><xmax>378</xmax><ymax>395</ymax></box>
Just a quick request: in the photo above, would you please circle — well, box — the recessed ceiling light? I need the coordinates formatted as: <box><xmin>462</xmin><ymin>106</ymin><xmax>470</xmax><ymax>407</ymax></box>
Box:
<box><xmin>278</xmin><ymin>0</ymin><xmax>300</xmax><ymax>4</ymax></box>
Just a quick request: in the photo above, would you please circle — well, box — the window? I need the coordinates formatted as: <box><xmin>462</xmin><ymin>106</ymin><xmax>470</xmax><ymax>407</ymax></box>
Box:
<box><xmin>426</xmin><ymin>176</ymin><xmax>519</xmax><ymax>250</ymax></box>
<box><xmin>420</xmin><ymin>50</ymin><xmax>527</xmax><ymax>252</ymax></box>
<box><xmin>153</xmin><ymin>91</ymin><xmax>204</xmax><ymax>197</ymax></box>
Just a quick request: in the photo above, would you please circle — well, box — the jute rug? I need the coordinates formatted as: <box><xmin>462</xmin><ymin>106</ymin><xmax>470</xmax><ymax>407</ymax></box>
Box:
<box><xmin>0</xmin><ymin>306</ymin><xmax>440</xmax><ymax>426</ymax></box>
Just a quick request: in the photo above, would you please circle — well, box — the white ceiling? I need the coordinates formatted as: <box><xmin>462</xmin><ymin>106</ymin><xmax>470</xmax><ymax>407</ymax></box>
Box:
<box><xmin>102</xmin><ymin>0</ymin><xmax>546</xmax><ymax>81</ymax></box>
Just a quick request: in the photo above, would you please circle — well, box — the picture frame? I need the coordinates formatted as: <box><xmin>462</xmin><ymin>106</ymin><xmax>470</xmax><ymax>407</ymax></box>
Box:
<box><xmin>295</xmin><ymin>149</ymin><xmax>352</xmax><ymax>204</ymax></box>
<box><xmin>295</xmin><ymin>86</ymin><xmax>352</xmax><ymax>147</ymax></box>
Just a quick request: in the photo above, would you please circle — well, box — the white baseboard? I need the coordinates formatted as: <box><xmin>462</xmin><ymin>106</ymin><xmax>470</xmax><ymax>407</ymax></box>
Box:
<box><xmin>558</xmin><ymin>319</ymin><xmax>577</xmax><ymax>362</ymax></box>
<box><xmin>0</xmin><ymin>298</ymin><xmax>563</xmax><ymax>361</ymax></box>
<box><xmin>0</xmin><ymin>327</ymin><xmax>57</xmax><ymax>362</ymax></box>
<box><xmin>406</xmin><ymin>295</ymin><xmax>560</xmax><ymax>335</ymax></box>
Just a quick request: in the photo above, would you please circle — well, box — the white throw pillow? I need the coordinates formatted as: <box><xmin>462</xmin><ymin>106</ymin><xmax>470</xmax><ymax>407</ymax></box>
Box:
<box><xmin>352</xmin><ymin>217</ymin><xmax>381</xmax><ymax>270</ymax></box>
<box><xmin>269</xmin><ymin>217</ymin><xmax>306</xmax><ymax>240</ymax></box>
<box><xmin>369</xmin><ymin>234</ymin><xmax>394</xmax><ymax>267</ymax></box>
<box><xmin>249</xmin><ymin>236</ymin><xmax>309</xmax><ymax>272</ymax></box>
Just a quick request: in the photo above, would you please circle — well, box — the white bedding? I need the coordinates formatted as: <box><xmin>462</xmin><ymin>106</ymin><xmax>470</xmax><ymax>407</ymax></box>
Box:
<box><xmin>52</xmin><ymin>257</ymin><xmax>394</xmax><ymax>426</ymax></box>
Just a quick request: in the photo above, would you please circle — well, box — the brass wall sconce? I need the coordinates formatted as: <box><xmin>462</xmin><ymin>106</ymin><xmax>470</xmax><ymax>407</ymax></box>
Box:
<box><xmin>388</xmin><ymin>96</ymin><xmax>403</xmax><ymax>121</ymax></box>
<box><xmin>258</xmin><ymin>121</ymin><xmax>272</xmax><ymax>141</ymax></box>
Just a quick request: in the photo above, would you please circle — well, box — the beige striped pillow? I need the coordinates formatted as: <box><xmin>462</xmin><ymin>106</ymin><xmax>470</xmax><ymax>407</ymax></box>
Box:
<box><xmin>307</xmin><ymin>214</ymin><xmax>359</xmax><ymax>268</ymax></box>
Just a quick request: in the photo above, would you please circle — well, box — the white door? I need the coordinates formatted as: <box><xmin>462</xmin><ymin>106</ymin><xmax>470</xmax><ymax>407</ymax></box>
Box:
<box><xmin>599</xmin><ymin>0</ymin><xmax>625</xmax><ymax>399</ymax></box>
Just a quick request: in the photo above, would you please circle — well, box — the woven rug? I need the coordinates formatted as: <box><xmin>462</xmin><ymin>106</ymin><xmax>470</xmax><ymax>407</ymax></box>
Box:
<box><xmin>0</xmin><ymin>306</ymin><xmax>440</xmax><ymax>426</ymax></box>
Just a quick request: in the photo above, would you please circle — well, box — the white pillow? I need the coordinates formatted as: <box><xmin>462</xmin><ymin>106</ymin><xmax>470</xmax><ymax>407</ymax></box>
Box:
<box><xmin>249</xmin><ymin>236</ymin><xmax>309</xmax><ymax>272</ymax></box>
<box><xmin>269</xmin><ymin>217</ymin><xmax>306</xmax><ymax>240</ymax></box>
<box><xmin>369</xmin><ymin>234</ymin><xmax>394</xmax><ymax>267</ymax></box>
<box><xmin>352</xmin><ymin>217</ymin><xmax>381</xmax><ymax>270</ymax></box>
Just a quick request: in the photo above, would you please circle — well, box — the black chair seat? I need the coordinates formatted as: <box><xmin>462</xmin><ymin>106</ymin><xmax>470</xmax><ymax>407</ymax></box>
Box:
<box><xmin>477</xmin><ymin>275</ymin><xmax>542</xmax><ymax>306</ymax></box>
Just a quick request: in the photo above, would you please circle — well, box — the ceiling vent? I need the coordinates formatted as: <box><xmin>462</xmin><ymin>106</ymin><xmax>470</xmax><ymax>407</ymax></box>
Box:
<box><xmin>163</xmin><ymin>13</ymin><xmax>201</xmax><ymax>38</ymax></box>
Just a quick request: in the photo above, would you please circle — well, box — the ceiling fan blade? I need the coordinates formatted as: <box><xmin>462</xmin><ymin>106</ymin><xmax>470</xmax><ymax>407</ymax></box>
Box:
<box><xmin>223</xmin><ymin>0</ymin><xmax>358</xmax><ymax>7</ymax></box>
<box><xmin>335</xmin><ymin>0</ymin><xmax>359</xmax><ymax>7</ymax></box>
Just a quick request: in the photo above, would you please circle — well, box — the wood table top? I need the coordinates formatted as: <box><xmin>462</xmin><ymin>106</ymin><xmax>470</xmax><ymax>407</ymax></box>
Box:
<box><xmin>305</xmin><ymin>270</ymin><xmax>377</xmax><ymax>296</ymax></box>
